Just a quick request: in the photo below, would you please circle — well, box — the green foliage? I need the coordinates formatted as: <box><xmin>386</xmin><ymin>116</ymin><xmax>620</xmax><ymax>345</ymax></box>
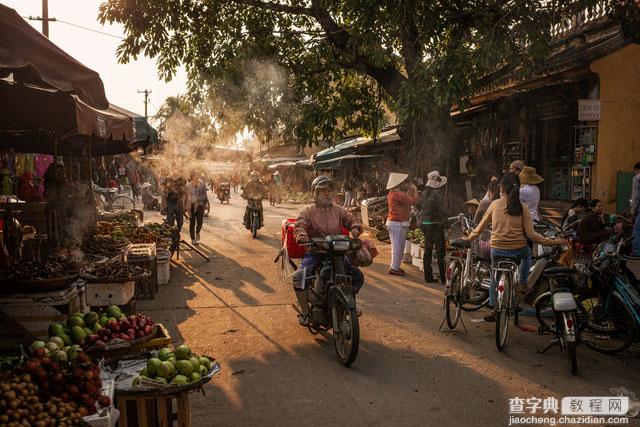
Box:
<box><xmin>99</xmin><ymin>0</ymin><xmax>639</xmax><ymax>147</ymax></box>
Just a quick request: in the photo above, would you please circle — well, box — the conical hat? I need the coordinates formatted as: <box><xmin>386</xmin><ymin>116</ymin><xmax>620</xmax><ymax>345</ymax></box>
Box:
<box><xmin>386</xmin><ymin>173</ymin><xmax>409</xmax><ymax>190</ymax></box>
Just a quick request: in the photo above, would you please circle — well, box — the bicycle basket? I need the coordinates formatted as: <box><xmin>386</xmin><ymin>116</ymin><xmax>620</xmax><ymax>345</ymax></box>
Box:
<box><xmin>471</xmin><ymin>230</ymin><xmax>491</xmax><ymax>260</ymax></box>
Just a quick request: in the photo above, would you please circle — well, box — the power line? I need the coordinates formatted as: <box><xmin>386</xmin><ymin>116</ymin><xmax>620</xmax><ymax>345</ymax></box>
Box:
<box><xmin>25</xmin><ymin>16</ymin><xmax>124</xmax><ymax>40</ymax></box>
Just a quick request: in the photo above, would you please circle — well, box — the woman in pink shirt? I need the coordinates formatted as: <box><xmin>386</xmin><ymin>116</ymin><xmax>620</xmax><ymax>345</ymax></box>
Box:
<box><xmin>386</xmin><ymin>173</ymin><xmax>418</xmax><ymax>276</ymax></box>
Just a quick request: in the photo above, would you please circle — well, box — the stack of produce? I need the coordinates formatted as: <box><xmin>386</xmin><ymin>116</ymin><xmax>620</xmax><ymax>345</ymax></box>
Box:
<box><xmin>406</xmin><ymin>229</ymin><xmax>425</xmax><ymax>245</ymax></box>
<box><xmin>0</xmin><ymin>373</ymin><xmax>86</xmax><ymax>425</ymax></box>
<box><xmin>46</xmin><ymin>307</ymin><xmax>155</xmax><ymax>350</ymax></box>
<box><xmin>0</xmin><ymin>255</ymin><xmax>77</xmax><ymax>282</ymax></box>
<box><xmin>16</xmin><ymin>345</ymin><xmax>108</xmax><ymax>416</ymax></box>
<box><xmin>81</xmin><ymin>258</ymin><xmax>147</xmax><ymax>282</ymax></box>
<box><xmin>82</xmin><ymin>234</ymin><xmax>129</xmax><ymax>257</ymax></box>
<box><xmin>132</xmin><ymin>345</ymin><xmax>213</xmax><ymax>387</ymax></box>
<box><xmin>130</xmin><ymin>223</ymin><xmax>175</xmax><ymax>249</ymax></box>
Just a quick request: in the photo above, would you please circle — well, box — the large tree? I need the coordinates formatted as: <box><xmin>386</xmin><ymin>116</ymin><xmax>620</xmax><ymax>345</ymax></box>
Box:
<box><xmin>100</xmin><ymin>0</ymin><xmax>639</xmax><ymax>171</ymax></box>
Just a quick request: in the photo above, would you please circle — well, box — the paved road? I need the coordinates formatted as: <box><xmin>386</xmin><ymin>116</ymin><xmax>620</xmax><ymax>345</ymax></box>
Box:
<box><xmin>140</xmin><ymin>196</ymin><xmax>640</xmax><ymax>426</ymax></box>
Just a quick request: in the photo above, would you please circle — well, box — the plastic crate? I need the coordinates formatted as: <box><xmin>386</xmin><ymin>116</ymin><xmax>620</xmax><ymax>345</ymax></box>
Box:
<box><xmin>124</xmin><ymin>243</ymin><xmax>157</xmax><ymax>262</ymax></box>
<box><xmin>85</xmin><ymin>281</ymin><xmax>135</xmax><ymax>306</ymax></box>
<box><xmin>84</xmin><ymin>379</ymin><xmax>118</xmax><ymax>427</ymax></box>
<box><xmin>157</xmin><ymin>249</ymin><xmax>171</xmax><ymax>285</ymax></box>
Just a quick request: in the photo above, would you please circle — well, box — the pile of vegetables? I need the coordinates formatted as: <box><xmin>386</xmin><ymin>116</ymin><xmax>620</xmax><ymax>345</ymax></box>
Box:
<box><xmin>82</xmin><ymin>234</ymin><xmax>129</xmax><ymax>257</ymax></box>
<box><xmin>132</xmin><ymin>345</ymin><xmax>213</xmax><ymax>388</ymax></box>
<box><xmin>0</xmin><ymin>255</ymin><xmax>77</xmax><ymax>281</ymax></box>
<box><xmin>81</xmin><ymin>258</ymin><xmax>147</xmax><ymax>281</ymax></box>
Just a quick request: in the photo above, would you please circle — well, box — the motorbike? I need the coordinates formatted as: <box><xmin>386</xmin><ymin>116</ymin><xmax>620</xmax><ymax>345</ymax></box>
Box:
<box><xmin>293</xmin><ymin>235</ymin><xmax>362</xmax><ymax>366</ymax></box>
<box><xmin>217</xmin><ymin>182</ymin><xmax>231</xmax><ymax>204</ymax></box>
<box><xmin>534</xmin><ymin>262</ymin><xmax>580</xmax><ymax>375</ymax></box>
<box><xmin>244</xmin><ymin>194</ymin><xmax>263</xmax><ymax>238</ymax></box>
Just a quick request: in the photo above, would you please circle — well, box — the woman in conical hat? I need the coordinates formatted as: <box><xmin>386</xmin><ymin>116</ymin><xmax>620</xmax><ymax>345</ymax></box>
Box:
<box><xmin>386</xmin><ymin>173</ymin><xmax>418</xmax><ymax>276</ymax></box>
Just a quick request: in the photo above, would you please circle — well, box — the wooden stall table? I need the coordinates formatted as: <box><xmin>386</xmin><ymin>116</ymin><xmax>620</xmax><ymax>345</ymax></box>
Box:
<box><xmin>117</xmin><ymin>392</ymin><xmax>191</xmax><ymax>427</ymax></box>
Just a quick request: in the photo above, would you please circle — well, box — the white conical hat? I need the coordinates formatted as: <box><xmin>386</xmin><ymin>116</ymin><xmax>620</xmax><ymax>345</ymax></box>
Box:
<box><xmin>386</xmin><ymin>173</ymin><xmax>409</xmax><ymax>190</ymax></box>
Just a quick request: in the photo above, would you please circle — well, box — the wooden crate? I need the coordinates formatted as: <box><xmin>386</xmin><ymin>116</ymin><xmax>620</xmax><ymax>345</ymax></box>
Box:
<box><xmin>117</xmin><ymin>392</ymin><xmax>191</xmax><ymax>427</ymax></box>
<box><xmin>93</xmin><ymin>323</ymin><xmax>172</xmax><ymax>364</ymax></box>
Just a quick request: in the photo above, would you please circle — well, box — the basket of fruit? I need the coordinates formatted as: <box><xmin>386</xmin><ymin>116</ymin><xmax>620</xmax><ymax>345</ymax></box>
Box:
<box><xmin>114</xmin><ymin>345</ymin><xmax>220</xmax><ymax>397</ymax></box>
<box><xmin>45</xmin><ymin>307</ymin><xmax>159</xmax><ymax>355</ymax></box>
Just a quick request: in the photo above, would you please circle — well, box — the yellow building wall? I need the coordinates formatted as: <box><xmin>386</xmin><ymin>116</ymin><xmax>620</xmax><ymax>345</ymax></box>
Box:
<box><xmin>590</xmin><ymin>43</ymin><xmax>640</xmax><ymax>211</ymax></box>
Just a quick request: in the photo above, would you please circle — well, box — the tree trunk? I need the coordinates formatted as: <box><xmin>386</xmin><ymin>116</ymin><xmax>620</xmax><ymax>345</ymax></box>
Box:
<box><xmin>398</xmin><ymin>106</ymin><xmax>466</xmax><ymax>211</ymax></box>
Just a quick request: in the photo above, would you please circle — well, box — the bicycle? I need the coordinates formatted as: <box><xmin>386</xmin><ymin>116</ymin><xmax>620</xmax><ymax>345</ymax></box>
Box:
<box><xmin>494</xmin><ymin>256</ymin><xmax>521</xmax><ymax>351</ymax></box>
<box><xmin>445</xmin><ymin>215</ymin><xmax>491</xmax><ymax>330</ymax></box>
<box><xmin>93</xmin><ymin>186</ymin><xmax>136</xmax><ymax>212</ymax></box>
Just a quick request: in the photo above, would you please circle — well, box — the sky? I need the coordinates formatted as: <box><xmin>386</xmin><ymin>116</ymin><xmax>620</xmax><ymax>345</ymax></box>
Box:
<box><xmin>1</xmin><ymin>0</ymin><xmax>188</xmax><ymax>120</ymax></box>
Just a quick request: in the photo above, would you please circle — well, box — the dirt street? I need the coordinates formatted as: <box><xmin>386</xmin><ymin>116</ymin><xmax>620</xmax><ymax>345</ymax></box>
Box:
<box><xmin>140</xmin><ymin>196</ymin><xmax>640</xmax><ymax>426</ymax></box>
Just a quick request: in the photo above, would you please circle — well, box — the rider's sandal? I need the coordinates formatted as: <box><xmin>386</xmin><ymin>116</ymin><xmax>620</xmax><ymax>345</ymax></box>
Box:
<box><xmin>298</xmin><ymin>314</ymin><xmax>310</xmax><ymax>326</ymax></box>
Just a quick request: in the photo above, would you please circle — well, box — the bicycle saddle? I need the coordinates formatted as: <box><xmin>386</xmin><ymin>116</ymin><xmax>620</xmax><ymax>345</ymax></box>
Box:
<box><xmin>449</xmin><ymin>239</ymin><xmax>471</xmax><ymax>249</ymax></box>
<box><xmin>495</xmin><ymin>256</ymin><xmax>521</xmax><ymax>264</ymax></box>
<box><xmin>542</xmin><ymin>266</ymin><xmax>575</xmax><ymax>276</ymax></box>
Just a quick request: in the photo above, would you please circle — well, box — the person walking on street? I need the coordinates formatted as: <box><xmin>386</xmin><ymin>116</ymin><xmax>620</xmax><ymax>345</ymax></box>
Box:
<box><xmin>274</xmin><ymin>170</ymin><xmax>283</xmax><ymax>204</ymax></box>
<box><xmin>417</xmin><ymin>171</ymin><xmax>448</xmax><ymax>284</ymax></box>
<box><xmin>632</xmin><ymin>163</ymin><xmax>640</xmax><ymax>255</ymax></box>
<box><xmin>185</xmin><ymin>171</ymin><xmax>208</xmax><ymax>245</ymax></box>
<box><xmin>342</xmin><ymin>178</ymin><xmax>354</xmax><ymax>208</ymax></box>
<box><xmin>466</xmin><ymin>172</ymin><xmax>565</xmax><ymax>322</ymax></box>
<box><xmin>519</xmin><ymin>166</ymin><xmax>543</xmax><ymax>223</ymax></box>
<box><xmin>165</xmin><ymin>176</ymin><xmax>185</xmax><ymax>233</ymax></box>
<box><xmin>386</xmin><ymin>173</ymin><xmax>418</xmax><ymax>276</ymax></box>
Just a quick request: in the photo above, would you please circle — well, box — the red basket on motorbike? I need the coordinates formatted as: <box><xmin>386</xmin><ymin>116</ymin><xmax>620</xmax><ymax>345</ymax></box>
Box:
<box><xmin>282</xmin><ymin>219</ymin><xmax>306</xmax><ymax>259</ymax></box>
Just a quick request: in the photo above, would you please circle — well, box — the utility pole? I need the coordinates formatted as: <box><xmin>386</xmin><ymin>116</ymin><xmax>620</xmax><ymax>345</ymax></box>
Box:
<box><xmin>137</xmin><ymin>89</ymin><xmax>152</xmax><ymax>120</ymax></box>
<box><xmin>42</xmin><ymin>0</ymin><xmax>49</xmax><ymax>37</ymax></box>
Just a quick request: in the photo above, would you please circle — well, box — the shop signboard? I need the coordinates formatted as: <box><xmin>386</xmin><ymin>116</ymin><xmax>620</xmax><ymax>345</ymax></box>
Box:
<box><xmin>578</xmin><ymin>100</ymin><xmax>601</xmax><ymax>121</ymax></box>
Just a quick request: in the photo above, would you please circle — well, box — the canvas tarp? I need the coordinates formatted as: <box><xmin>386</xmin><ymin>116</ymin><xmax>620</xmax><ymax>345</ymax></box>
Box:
<box><xmin>0</xmin><ymin>4</ymin><xmax>109</xmax><ymax>109</ymax></box>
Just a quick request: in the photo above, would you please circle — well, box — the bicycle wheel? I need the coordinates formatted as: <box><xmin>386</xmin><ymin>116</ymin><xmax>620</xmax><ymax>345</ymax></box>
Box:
<box><xmin>445</xmin><ymin>263</ymin><xmax>462</xmax><ymax>329</ymax></box>
<box><xmin>461</xmin><ymin>261</ymin><xmax>490</xmax><ymax>312</ymax></box>
<box><xmin>495</xmin><ymin>274</ymin><xmax>511</xmax><ymax>352</ymax></box>
<box><xmin>579</xmin><ymin>293</ymin><xmax>637</xmax><ymax>354</ymax></box>
<box><xmin>110</xmin><ymin>195</ymin><xmax>135</xmax><ymax>212</ymax></box>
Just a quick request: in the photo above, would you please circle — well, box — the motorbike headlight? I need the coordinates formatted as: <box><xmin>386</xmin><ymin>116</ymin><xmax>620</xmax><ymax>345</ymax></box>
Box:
<box><xmin>332</xmin><ymin>240</ymin><xmax>351</xmax><ymax>251</ymax></box>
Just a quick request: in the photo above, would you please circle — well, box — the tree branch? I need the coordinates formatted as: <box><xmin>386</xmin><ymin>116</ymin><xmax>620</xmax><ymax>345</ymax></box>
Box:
<box><xmin>229</xmin><ymin>0</ymin><xmax>313</xmax><ymax>15</ymax></box>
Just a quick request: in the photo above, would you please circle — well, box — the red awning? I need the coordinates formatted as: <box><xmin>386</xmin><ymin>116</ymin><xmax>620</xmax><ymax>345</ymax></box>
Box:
<box><xmin>0</xmin><ymin>4</ymin><xmax>109</xmax><ymax>109</ymax></box>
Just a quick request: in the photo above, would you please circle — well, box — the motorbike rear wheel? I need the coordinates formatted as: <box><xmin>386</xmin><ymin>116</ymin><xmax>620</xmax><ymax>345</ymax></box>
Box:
<box><xmin>333</xmin><ymin>302</ymin><xmax>359</xmax><ymax>366</ymax></box>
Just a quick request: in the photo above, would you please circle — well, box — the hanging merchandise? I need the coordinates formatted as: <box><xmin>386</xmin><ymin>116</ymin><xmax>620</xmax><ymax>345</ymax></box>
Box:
<box><xmin>1</xmin><ymin>168</ymin><xmax>12</xmax><ymax>195</ymax></box>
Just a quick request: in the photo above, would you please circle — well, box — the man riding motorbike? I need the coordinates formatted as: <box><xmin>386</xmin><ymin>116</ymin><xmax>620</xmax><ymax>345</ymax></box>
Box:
<box><xmin>242</xmin><ymin>171</ymin><xmax>267</xmax><ymax>229</ymax></box>
<box><xmin>293</xmin><ymin>175</ymin><xmax>364</xmax><ymax>326</ymax></box>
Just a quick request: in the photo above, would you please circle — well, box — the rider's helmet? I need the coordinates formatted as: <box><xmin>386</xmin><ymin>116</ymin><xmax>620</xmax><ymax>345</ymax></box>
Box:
<box><xmin>311</xmin><ymin>175</ymin><xmax>334</xmax><ymax>194</ymax></box>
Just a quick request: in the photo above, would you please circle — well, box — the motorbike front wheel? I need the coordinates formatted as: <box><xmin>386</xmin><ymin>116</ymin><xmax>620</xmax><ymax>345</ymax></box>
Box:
<box><xmin>333</xmin><ymin>302</ymin><xmax>359</xmax><ymax>366</ymax></box>
<box><xmin>251</xmin><ymin>214</ymin><xmax>259</xmax><ymax>238</ymax></box>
